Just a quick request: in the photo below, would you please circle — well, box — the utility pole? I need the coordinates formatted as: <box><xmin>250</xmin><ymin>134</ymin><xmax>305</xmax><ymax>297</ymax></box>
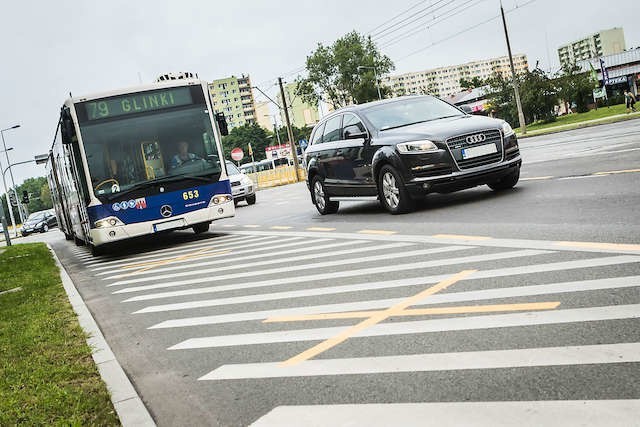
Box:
<box><xmin>278</xmin><ymin>77</ymin><xmax>301</xmax><ymax>182</ymax></box>
<box><xmin>500</xmin><ymin>2</ymin><xmax>526</xmax><ymax>135</ymax></box>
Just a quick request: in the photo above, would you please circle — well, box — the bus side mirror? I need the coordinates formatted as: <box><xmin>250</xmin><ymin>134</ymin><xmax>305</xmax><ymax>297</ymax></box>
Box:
<box><xmin>215</xmin><ymin>112</ymin><xmax>229</xmax><ymax>136</ymax></box>
<box><xmin>61</xmin><ymin>108</ymin><xmax>75</xmax><ymax>144</ymax></box>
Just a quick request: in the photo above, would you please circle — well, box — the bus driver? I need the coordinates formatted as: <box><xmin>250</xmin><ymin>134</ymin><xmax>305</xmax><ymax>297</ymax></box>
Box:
<box><xmin>170</xmin><ymin>141</ymin><xmax>200</xmax><ymax>169</ymax></box>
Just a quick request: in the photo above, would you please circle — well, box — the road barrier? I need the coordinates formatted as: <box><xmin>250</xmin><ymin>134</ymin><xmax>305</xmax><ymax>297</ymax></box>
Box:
<box><xmin>247</xmin><ymin>166</ymin><xmax>306</xmax><ymax>189</ymax></box>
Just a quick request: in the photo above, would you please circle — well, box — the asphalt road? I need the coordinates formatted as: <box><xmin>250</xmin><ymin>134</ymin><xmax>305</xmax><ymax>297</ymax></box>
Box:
<box><xmin>42</xmin><ymin>119</ymin><xmax>639</xmax><ymax>426</ymax></box>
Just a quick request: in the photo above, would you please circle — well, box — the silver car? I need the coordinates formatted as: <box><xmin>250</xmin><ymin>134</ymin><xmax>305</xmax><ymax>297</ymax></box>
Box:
<box><xmin>226</xmin><ymin>161</ymin><xmax>256</xmax><ymax>206</ymax></box>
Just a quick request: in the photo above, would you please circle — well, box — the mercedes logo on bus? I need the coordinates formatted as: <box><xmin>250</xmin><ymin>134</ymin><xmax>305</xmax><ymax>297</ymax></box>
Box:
<box><xmin>160</xmin><ymin>205</ymin><xmax>173</xmax><ymax>218</ymax></box>
<box><xmin>466</xmin><ymin>134</ymin><xmax>486</xmax><ymax>144</ymax></box>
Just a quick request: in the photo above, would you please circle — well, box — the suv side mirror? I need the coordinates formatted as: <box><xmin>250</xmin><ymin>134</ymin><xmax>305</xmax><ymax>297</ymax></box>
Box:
<box><xmin>344</xmin><ymin>125</ymin><xmax>367</xmax><ymax>140</ymax></box>
<box><xmin>215</xmin><ymin>112</ymin><xmax>229</xmax><ymax>136</ymax></box>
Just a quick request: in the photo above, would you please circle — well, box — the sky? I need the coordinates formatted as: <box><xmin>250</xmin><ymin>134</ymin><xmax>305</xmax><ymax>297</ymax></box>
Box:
<box><xmin>1</xmin><ymin>0</ymin><xmax>638</xmax><ymax>185</ymax></box>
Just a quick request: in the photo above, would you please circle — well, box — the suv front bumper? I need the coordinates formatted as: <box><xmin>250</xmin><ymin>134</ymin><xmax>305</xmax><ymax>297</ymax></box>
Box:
<box><xmin>405</xmin><ymin>155</ymin><xmax>522</xmax><ymax>197</ymax></box>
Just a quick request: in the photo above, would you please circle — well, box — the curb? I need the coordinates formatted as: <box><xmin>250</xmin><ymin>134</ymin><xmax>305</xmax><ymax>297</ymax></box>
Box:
<box><xmin>48</xmin><ymin>244</ymin><xmax>156</xmax><ymax>427</ymax></box>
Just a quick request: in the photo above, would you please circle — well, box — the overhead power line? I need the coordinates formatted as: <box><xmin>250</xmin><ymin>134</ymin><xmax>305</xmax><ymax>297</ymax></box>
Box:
<box><xmin>379</xmin><ymin>0</ymin><xmax>488</xmax><ymax>49</ymax></box>
<box><xmin>366</xmin><ymin>0</ymin><xmax>430</xmax><ymax>36</ymax></box>
<box><xmin>393</xmin><ymin>0</ymin><xmax>537</xmax><ymax>62</ymax></box>
<box><xmin>371</xmin><ymin>0</ymin><xmax>455</xmax><ymax>40</ymax></box>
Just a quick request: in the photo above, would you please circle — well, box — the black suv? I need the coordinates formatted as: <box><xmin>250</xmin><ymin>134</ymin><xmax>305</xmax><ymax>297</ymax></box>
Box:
<box><xmin>304</xmin><ymin>95</ymin><xmax>521</xmax><ymax>214</ymax></box>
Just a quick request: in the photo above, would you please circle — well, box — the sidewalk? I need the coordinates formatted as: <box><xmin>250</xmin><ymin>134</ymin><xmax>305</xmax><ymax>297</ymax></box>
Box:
<box><xmin>516</xmin><ymin>111</ymin><xmax>640</xmax><ymax>138</ymax></box>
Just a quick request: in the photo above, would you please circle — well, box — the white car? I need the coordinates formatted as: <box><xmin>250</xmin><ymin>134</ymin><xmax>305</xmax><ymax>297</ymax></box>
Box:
<box><xmin>226</xmin><ymin>161</ymin><xmax>256</xmax><ymax>206</ymax></box>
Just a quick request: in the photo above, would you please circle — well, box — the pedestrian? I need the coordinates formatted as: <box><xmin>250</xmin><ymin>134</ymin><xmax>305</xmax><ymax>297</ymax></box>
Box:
<box><xmin>624</xmin><ymin>89</ymin><xmax>637</xmax><ymax>113</ymax></box>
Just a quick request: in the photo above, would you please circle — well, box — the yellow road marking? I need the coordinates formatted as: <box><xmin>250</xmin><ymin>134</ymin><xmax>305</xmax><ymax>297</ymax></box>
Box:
<box><xmin>270</xmin><ymin>226</ymin><xmax>293</xmax><ymax>230</ymax></box>
<box><xmin>265</xmin><ymin>302</ymin><xmax>560</xmax><ymax>323</ymax></box>
<box><xmin>358</xmin><ymin>229</ymin><xmax>397</xmax><ymax>235</ymax></box>
<box><xmin>306</xmin><ymin>227</ymin><xmax>336</xmax><ymax>232</ymax></box>
<box><xmin>555</xmin><ymin>241</ymin><xmax>640</xmax><ymax>252</ymax></box>
<box><xmin>118</xmin><ymin>248</ymin><xmax>231</xmax><ymax>275</ymax></box>
<box><xmin>521</xmin><ymin>176</ymin><xmax>554</xmax><ymax>181</ymax></box>
<box><xmin>432</xmin><ymin>234</ymin><xmax>492</xmax><ymax>241</ymax></box>
<box><xmin>281</xmin><ymin>270</ymin><xmax>476</xmax><ymax>366</ymax></box>
<box><xmin>594</xmin><ymin>168</ymin><xmax>640</xmax><ymax>175</ymax></box>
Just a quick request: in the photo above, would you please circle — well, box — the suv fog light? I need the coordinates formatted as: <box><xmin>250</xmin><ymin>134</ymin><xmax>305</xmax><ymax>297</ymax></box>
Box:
<box><xmin>423</xmin><ymin>183</ymin><xmax>431</xmax><ymax>189</ymax></box>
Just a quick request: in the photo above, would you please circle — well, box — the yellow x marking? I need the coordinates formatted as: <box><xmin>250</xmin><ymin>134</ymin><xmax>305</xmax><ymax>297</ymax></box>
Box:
<box><xmin>278</xmin><ymin>270</ymin><xmax>562</xmax><ymax>367</ymax></box>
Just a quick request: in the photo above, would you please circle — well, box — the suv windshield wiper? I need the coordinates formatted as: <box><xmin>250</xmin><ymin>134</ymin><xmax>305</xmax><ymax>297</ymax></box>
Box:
<box><xmin>104</xmin><ymin>173</ymin><xmax>220</xmax><ymax>201</ymax></box>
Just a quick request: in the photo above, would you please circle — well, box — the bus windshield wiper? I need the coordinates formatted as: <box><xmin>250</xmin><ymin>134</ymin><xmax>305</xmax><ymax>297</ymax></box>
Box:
<box><xmin>105</xmin><ymin>173</ymin><xmax>220</xmax><ymax>201</ymax></box>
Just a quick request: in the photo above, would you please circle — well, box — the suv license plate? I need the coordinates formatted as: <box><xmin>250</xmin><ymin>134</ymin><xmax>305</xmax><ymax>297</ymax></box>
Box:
<box><xmin>461</xmin><ymin>144</ymin><xmax>497</xmax><ymax>159</ymax></box>
<box><xmin>153</xmin><ymin>219</ymin><xmax>186</xmax><ymax>232</ymax></box>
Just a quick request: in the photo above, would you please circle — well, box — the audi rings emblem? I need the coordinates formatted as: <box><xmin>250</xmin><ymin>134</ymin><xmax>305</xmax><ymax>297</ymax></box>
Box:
<box><xmin>160</xmin><ymin>204</ymin><xmax>173</xmax><ymax>218</ymax></box>
<box><xmin>466</xmin><ymin>133</ymin><xmax>486</xmax><ymax>144</ymax></box>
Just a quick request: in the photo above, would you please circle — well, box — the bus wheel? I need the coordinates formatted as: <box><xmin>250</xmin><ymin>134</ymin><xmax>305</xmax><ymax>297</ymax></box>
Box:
<box><xmin>64</xmin><ymin>233</ymin><xmax>73</xmax><ymax>241</ymax></box>
<box><xmin>192</xmin><ymin>222</ymin><xmax>210</xmax><ymax>234</ymax></box>
<box><xmin>91</xmin><ymin>244</ymin><xmax>106</xmax><ymax>257</ymax></box>
<box><xmin>74</xmin><ymin>234</ymin><xmax>85</xmax><ymax>246</ymax></box>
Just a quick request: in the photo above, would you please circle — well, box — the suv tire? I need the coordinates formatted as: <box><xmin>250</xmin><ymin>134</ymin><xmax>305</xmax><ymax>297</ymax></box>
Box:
<box><xmin>311</xmin><ymin>176</ymin><xmax>339</xmax><ymax>215</ymax></box>
<box><xmin>246</xmin><ymin>194</ymin><xmax>256</xmax><ymax>205</ymax></box>
<box><xmin>378</xmin><ymin>165</ymin><xmax>415</xmax><ymax>214</ymax></box>
<box><xmin>488</xmin><ymin>166</ymin><xmax>520</xmax><ymax>191</ymax></box>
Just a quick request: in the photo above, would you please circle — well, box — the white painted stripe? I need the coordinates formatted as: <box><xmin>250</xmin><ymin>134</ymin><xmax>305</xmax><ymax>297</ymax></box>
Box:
<box><xmin>97</xmin><ymin>237</ymin><xmax>333</xmax><ymax>278</ymax></box>
<box><xmin>117</xmin><ymin>245</ymin><xmax>488</xmax><ymax>295</ymax></box>
<box><xmin>86</xmin><ymin>234</ymin><xmax>258</xmax><ymax>268</ymax></box>
<box><xmin>108</xmin><ymin>242</ymin><xmax>414</xmax><ymax>285</ymax></box>
<box><xmin>129</xmin><ymin>255</ymin><xmax>640</xmax><ymax>309</ymax></box>
<box><xmin>149</xmin><ymin>276</ymin><xmax>640</xmax><ymax>329</ymax></box>
<box><xmin>249</xmin><ymin>400</ymin><xmax>640</xmax><ymax>427</ymax></box>
<box><xmin>222</xmin><ymin>230</ymin><xmax>640</xmax><ymax>255</ymax></box>
<box><xmin>170</xmin><ymin>304</ymin><xmax>640</xmax><ymax>350</ymax></box>
<box><xmin>91</xmin><ymin>235</ymin><xmax>285</xmax><ymax>272</ymax></box>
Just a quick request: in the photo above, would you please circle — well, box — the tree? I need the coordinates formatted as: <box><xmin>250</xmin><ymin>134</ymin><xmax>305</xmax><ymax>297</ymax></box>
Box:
<box><xmin>556</xmin><ymin>63</ymin><xmax>596</xmax><ymax>113</ymax></box>
<box><xmin>40</xmin><ymin>182</ymin><xmax>52</xmax><ymax>208</ymax></box>
<box><xmin>485</xmin><ymin>68</ymin><xmax>558</xmax><ymax>126</ymax></box>
<box><xmin>221</xmin><ymin>123</ymin><xmax>272</xmax><ymax>163</ymax></box>
<box><xmin>296</xmin><ymin>31</ymin><xmax>394</xmax><ymax>109</ymax></box>
<box><xmin>459</xmin><ymin>76</ymin><xmax>486</xmax><ymax>90</ymax></box>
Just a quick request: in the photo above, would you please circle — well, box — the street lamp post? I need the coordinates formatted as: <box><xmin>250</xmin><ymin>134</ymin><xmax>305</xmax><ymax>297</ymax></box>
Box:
<box><xmin>357</xmin><ymin>66</ymin><xmax>382</xmax><ymax>101</ymax></box>
<box><xmin>0</xmin><ymin>148</ymin><xmax>14</xmax><ymax>245</ymax></box>
<box><xmin>1</xmin><ymin>125</ymin><xmax>24</xmax><ymax>230</ymax></box>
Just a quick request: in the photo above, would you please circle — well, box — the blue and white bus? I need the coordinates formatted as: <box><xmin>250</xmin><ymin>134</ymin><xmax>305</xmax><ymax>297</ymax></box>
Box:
<box><xmin>47</xmin><ymin>74</ymin><xmax>234</xmax><ymax>255</ymax></box>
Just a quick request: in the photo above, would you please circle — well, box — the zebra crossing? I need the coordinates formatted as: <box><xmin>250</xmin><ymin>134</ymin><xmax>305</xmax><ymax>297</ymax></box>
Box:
<box><xmin>63</xmin><ymin>230</ymin><xmax>640</xmax><ymax>426</ymax></box>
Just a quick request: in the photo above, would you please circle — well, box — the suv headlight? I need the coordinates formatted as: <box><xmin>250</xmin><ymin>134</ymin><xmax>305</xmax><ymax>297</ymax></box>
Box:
<box><xmin>502</xmin><ymin>121</ymin><xmax>515</xmax><ymax>137</ymax></box>
<box><xmin>95</xmin><ymin>216</ymin><xmax>125</xmax><ymax>228</ymax></box>
<box><xmin>396</xmin><ymin>140</ymin><xmax>438</xmax><ymax>154</ymax></box>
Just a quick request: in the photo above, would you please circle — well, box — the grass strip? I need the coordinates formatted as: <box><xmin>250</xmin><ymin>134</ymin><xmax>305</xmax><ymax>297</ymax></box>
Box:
<box><xmin>516</xmin><ymin>103</ymin><xmax>640</xmax><ymax>136</ymax></box>
<box><xmin>0</xmin><ymin>243</ymin><xmax>120</xmax><ymax>426</ymax></box>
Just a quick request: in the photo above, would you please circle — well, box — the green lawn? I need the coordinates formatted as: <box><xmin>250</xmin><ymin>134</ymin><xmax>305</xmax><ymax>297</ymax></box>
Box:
<box><xmin>516</xmin><ymin>103</ymin><xmax>638</xmax><ymax>135</ymax></box>
<box><xmin>0</xmin><ymin>243</ymin><xmax>120</xmax><ymax>426</ymax></box>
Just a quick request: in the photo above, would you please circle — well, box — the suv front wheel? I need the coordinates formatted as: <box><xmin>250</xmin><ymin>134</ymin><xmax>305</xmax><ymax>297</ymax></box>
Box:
<box><xmin>378</xmin><ymin>165</ymin><xmax>415</xmax><ymax>214</ymax></box>
<box><xmin>311</xmin><ymin>176</ymin><xmax>339</xmax><ymax>215</ymax></box>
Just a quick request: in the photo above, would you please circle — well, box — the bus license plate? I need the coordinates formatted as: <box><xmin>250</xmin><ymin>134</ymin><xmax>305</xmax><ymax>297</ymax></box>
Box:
<box><xmin>153</xmin><ymin>219</ymin><xmax>186</xmax><ymax>232</ymax></box>
<box><xmin>462</xmin><ymin>144</ymin><xmax>497</xmax><ymax>159</ymax></box>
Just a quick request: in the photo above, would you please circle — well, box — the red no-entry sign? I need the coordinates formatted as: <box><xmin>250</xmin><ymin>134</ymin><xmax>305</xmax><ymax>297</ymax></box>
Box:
<box><xmin>231</xmin><ymin>148</ymin><xmax>244</xmax><ymax>161</ymax></box>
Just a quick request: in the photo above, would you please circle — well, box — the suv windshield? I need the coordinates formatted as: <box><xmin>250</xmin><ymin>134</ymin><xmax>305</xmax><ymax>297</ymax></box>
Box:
<box><xmin>362</xmin><ymin>96</ymin><xmax>464</xmax><ymax>131</ymax></box>
<box><xmin>226</xmin><ymin>162</ymin><xmax>241</xmax><ymax>175</ymax></box>
<box><xmin>78</xmin><ymin>100</ymin><xmax>222</xmax><ymax>202</ymax></box>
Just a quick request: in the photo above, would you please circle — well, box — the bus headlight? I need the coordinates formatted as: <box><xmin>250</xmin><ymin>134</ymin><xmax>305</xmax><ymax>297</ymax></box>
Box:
<box><xmin>95</xmin><ymin>216</ymin><xmax>125</xmax><ymax>228</ymax></box>
<box><xmin>209</xmin><ymin>194</ymin><xmax>233</xmax><ymax>206</ymax></box>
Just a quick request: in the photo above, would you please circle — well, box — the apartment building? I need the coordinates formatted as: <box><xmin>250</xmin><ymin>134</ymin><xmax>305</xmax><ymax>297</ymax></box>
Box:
<box><xmin>384</xmin><ymin>54</ymin><xmax>529</xmax><ymax>98</ymax></box>
<box><xmin>278</xmin><ymin>82</ymin><xmax>320</xmax><ymax>127</ymax></box>
<box><xmin>558</xmin><ymin>28</ymin><xmax>626</xmax><ymax>68</ymax></box>
<box><xmin>208</xmin><ymin>75</ymin><xmax>256</xmax><ymax>130</ymax></box>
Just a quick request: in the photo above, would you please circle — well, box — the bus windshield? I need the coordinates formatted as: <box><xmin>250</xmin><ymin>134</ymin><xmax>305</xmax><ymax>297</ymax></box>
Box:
<box><xmin>78</xmin><ymin>101</ymin><xmax>222</xmax><ymax>201</ymax></box>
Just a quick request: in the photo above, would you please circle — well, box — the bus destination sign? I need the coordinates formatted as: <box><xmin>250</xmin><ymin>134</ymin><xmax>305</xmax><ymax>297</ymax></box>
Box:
<box><xmin>84</xmin><ymin>87</ymin><xmax>193</xmax><ymax>121</ymax></box>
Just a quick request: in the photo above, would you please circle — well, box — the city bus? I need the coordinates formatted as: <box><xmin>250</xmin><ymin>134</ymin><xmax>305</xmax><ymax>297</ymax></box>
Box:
<box><xmin>47</xmin><ymin>74</ymin><xmax>234</xmax><ymax>255</ymax></box>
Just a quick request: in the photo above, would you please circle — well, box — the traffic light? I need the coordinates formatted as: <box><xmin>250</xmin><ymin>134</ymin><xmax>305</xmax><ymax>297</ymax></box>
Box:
<box><xmin>8</xmin><ymin>191</ymin><xmax>17</xmax><ymax>207</ymax></box>
<box><xmin>21</xmin><ymin>191</ymin><xmax>29</xmax><ymax>204</ymax></box>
